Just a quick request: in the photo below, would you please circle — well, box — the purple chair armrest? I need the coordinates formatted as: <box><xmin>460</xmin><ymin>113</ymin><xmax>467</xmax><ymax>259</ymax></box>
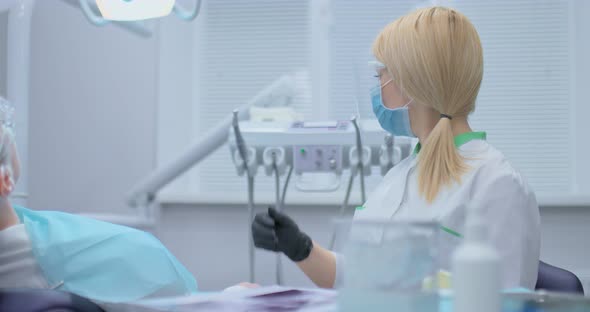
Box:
<box><xmin>0</xmin><ymin>288</ymin><xmax>104</xmax><ymax>312</ymax></box>
<box><xmin>536</xmin><ymin>261</ymin><xmax>585</xmax><ymax>295</ymax></box>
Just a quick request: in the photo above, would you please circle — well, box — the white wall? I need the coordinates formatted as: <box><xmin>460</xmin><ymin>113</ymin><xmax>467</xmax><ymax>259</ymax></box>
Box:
<box><xmin>24</xmin><ymin>0</ymin><xmax>590</xmax><ymax>293</ymax></box>
<box><xmin>28</xmin><ymin>0</ymin><xmax>157</xmax><ymax>214</ymax></box>
<box><xmin>574</xmin><ymin>0</ymin><xmax>590</xmax><ymax>194</ymax></box>
<box><xmin>0</xmin><ymin>11</ymin><xmax>7</xmax><ymax>96</ymax></box>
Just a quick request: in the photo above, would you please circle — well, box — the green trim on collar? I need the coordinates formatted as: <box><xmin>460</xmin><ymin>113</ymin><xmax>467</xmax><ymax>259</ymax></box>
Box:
<box><xmin>413</xmin><ymin>131</ymin><xmax>487</xmax><ymax>155</ymax></box>
<box><xmin>441</xmin><ymin>226</ymin><xmax>463</xmax><ymax>238</ymax></box>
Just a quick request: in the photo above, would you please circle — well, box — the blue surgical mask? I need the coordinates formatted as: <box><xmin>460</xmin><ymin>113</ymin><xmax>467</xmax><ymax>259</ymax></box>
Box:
<box><xmin>370</xmin><ymin>80</ymin><xmax>416</xmax><ymax>138</ymax></box>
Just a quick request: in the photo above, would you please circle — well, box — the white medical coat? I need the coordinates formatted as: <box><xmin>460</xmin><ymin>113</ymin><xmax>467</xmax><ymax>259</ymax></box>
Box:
<box><xmin>334</xmin><ymin>132</ymin><xmax>541</xmax><ymax>289</ymax></box>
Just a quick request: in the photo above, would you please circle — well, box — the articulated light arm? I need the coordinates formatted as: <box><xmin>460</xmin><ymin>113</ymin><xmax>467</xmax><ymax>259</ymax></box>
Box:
<box><xmin>173</xmin><ymin>0</ymin><xmax>202</xmax><ymax>21</ymax></box>
<box><xmin>126</xmin><ymin>75</ymin><xmax>296</xmax><ymax>207</ymax></box>
<box><xmin>126</xmin><ymin>110</ymin><xmax>248</xmax><ymax>207</ymax></box>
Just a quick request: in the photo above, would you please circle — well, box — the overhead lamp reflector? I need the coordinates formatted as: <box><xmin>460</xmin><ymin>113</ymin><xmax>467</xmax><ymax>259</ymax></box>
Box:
<box><xmin>95</xmin><ymin>0</ymin><xmax>175</xmax><ymax>21</ymax></box>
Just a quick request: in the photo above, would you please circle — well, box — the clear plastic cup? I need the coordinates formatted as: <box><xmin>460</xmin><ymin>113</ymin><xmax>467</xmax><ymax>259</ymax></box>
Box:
<box><xmin>333</xmin><ymin>219</ymin><xmax>442</xmax><ymax>312</ymax></box>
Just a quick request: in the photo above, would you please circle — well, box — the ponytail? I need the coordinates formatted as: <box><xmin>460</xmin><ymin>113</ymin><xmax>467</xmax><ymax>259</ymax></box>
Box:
<box><xmin>417</xmin><ymin>117</ymin><xmax>468</xmax><ymax>202</ymax></box>
<box><xmin>372</xmin><ymin>6</ymin><xmax>483</xmax><ymax>202</ymax></box>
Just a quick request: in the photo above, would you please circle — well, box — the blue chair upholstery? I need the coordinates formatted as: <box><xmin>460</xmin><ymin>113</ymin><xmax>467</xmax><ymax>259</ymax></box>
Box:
<box><xmin>0</xmin><ymin>288</ymin><xmax>104</xmax><ymax>312</ymax></box>
<box><xmin>536</xmin><ymin>261</ymin><xmax>585</xmax><ymax>295</ymax></box>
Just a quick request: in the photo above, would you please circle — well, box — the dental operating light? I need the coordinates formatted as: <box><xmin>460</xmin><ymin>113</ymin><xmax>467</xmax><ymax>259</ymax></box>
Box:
<box><xmin>94</xmin><ymin>0</ymin><xmax>201</xmax><ymax>21</ymax></box>
<box><xmin>95</xmin><ymin>0</ymin><xmax>174</xmax><ymax>21</ymax></box>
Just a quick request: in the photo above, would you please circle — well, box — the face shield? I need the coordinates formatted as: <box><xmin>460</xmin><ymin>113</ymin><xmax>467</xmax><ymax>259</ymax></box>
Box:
<box><xmin>349</xmin><ymin>59</ymin><xmax>396</xmax><ymax>144</ymax></box>
<box><xmin>350</xmin><ymin>60</ymin><xmax>416</xmax><ymax>176</ymax></box>
<box><xmin>349</xmin><ymin>59</ymin><xmax>386</xmax><ymax>122</ymax></box>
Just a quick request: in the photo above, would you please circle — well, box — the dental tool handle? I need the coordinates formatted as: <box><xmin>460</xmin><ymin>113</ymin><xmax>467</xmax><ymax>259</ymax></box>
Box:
<box><xmin>233</xmin><ymin>110</ymin><xmax>249</xmax><ymax>166</ymax></box>
<box><xmin>273</xmin><ymin>155</ymin><xmax>282</xmax><ymax>212</ymax></box>
<box><xmin>272</xmin><ymin>157</ymin><xmax>284</xmax><ymax>285</ymax></box>
<box><xmin>276</xmin><ymin>165</ymin><xmax>293</xmax><ymax>284</ymax></box>
<box><xmin>384</xmin><ymin>134</ymin><xmax>395</xmax><ymax>172</ymax></box>
<box><xmin>247</xmin><ymin>175</ymin><xmax>255</xmax><ymax>283</ymax></box>
<box><xmin>280</xmin><ymin>166</ymin><xmax>294</xmax><ymax>207</ymax></box>
<box><xmin>233</xmin><ymin>109</ymin><xmax>256</xmax><ymax>283</ymax></box>
<box><xmin>385</xmin><ymin>134</ymin><xmax>394</xmax><ymax>156</ymax></box>
<box><xmin>351</xmin><ymin>117</ymin><xmax>366</xmax><ymax>203</ymax></box>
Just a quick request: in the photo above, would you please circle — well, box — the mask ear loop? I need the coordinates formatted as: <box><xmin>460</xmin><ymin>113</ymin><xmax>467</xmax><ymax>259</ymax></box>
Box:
<box><xmin>402</xmin><ymin>99</ymin><xmax>413</xmax><ymax>108</ymax></box>
<box><xmin>380</xmin><ymin>78</ymin><xmax>413</xmax><ymax>110</ymax></box>
<box><xmin>378</xmin><ymin>65</ymin><xmax>413</xmax><ymax>107</ymax></box>
<box><xmin>383</xmin><ymin>67</ymin><xmax>414</xmax><ymax>108</ymax></box>
<box><xmin>381</xmin><ymin>78</ymin><xmax>393</xmax><ymax>88</ymax></box>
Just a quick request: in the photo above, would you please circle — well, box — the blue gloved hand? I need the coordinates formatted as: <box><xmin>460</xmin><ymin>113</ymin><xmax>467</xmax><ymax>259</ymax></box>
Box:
<box><xmin>252</xmin><ymin>207</ymin><xmax>313</xmax><ymax>262</ymax></box>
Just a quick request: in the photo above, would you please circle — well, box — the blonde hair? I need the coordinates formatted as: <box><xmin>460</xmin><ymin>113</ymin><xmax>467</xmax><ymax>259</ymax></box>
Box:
<box><xmin>372</xmin><ymin>7</ymin><xmax>483</xmax><ymax>202</ymax></box>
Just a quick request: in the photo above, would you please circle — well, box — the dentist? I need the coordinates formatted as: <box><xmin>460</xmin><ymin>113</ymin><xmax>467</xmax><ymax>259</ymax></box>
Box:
<box><xmin>252</xmin><ymin>6</ymin><xmax>540</xmax><ymax>289</ymax></box>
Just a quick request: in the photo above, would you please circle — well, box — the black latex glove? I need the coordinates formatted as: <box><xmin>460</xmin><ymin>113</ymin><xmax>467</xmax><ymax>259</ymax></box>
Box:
<box><xmin>251</xmin><ymin>207</ymin><xmax>313</xmax><ymax>262</ymax></box>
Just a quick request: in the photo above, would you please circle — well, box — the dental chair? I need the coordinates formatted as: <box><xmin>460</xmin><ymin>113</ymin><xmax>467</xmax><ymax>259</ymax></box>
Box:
<box><xmin>535</xmin><ymin>261</ymin><xmax>585</xmax><ymax>295</ymax></box>
<box><xmin>0</xmin><ymin>288</ymin><xmax>104</xmax><ymax>312</ymax></box>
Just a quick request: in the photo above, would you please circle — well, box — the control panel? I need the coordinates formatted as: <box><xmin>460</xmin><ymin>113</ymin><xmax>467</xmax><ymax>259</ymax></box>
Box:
<box><xmin>293</xmin><ymin>145</ymin><xmax>342</xmax><ymax>175</ymax></box>
<box><xmin>227</xmin><ymin>119</ymin><xmax>417</xmax><ymax>189</ymax></box>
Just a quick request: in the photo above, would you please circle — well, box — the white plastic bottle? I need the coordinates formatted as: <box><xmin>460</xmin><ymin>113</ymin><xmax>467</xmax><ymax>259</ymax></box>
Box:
<box><xmin>452</xmin><ymin>210</ymin><xmax>501</xmax><ymax>312</ymax></box>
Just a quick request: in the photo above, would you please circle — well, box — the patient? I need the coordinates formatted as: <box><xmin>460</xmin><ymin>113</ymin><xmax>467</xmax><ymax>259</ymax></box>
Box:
<box><xmin>0</xmin><ymin>97</ymin><xmax>197</xmax><ymax>304</ymax></box>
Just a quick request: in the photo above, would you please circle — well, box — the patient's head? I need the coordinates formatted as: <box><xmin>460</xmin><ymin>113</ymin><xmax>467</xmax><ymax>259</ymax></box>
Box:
<box><xmin>0</xmin><ymin>97</ymin><xmax>19</xmax><ymax>198</ymax></box>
